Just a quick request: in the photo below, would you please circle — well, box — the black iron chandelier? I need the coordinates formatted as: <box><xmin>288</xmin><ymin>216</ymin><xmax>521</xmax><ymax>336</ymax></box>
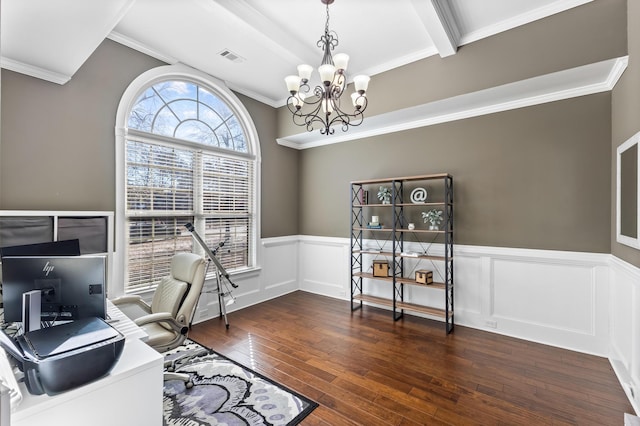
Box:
<box><xmin>284</xmin><ymin>0</ymin><xmax>370</xmax><ymax>135</ymax></box>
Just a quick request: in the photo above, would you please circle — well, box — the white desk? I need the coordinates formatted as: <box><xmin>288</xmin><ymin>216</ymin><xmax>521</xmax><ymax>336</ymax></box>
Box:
<box><xmin>4</xmin><ymin>302</ymin><xmax>163</xmax><ymax>426</ymax></box>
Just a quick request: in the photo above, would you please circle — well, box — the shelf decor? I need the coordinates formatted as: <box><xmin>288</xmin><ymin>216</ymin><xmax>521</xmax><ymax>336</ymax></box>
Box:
<box><xmin>422</xmin><ymin>209</ymin><xmax>443</xmax><ymax>230</ymax></box>
<box><xmin>410</xmin><ymin>187</ymin><xmax>428</xmax><ymax>204</ymax></box>
<box><xmin>377</xmin><ymin>186</ymin><xmax>391</xmax><ymax>204</ymax></box>
<box><xmin>415</xmin><ymin>270</ymin><xmax>433</xmax><ymax>285</ymax></box>
<box><xmin>373</xmin><ymin>260</ymin><xmax>389</xmax><ymax>277</ymax></box>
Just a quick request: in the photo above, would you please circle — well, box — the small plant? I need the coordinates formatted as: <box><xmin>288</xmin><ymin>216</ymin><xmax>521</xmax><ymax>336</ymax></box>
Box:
<box><xmin>377</xmin><ymin>186</ymin><xmax>391</xmax><ymax>204</ymax></box>
<box><xmin>422</xmin><ymin>209</ymin><xmax>443</xmax><ymax>229</ymax></box>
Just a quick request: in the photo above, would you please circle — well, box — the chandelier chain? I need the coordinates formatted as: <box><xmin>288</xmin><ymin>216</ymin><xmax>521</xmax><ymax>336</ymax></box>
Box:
<box><xmin>325</xmin><ymin>2</ymin><xmax>330</xmax><ymax>36</ymax></box>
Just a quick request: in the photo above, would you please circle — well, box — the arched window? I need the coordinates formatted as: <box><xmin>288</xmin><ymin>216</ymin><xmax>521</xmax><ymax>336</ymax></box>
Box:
<box><xmin>115</xmin><ymin>65</ymin><xmax>260</xmax><ymax>294</ymax></box>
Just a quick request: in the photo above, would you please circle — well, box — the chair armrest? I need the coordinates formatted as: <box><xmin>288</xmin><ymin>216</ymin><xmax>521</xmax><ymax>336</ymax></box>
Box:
<box><xmin>134</xmin><ymin>312</ymin><xmax>188</xmax><ymax>335</ymax></box>
<box><xmin>111</xmin><ymin>295</ymin><xmax>150</xmax><ymax>310</ymax></box>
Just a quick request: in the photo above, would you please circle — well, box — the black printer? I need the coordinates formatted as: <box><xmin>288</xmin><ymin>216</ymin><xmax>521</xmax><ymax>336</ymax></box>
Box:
<box><xmin>0</xmin><ymin>317</ymin><xmax>125</xmax><ymax>396</ymax></box>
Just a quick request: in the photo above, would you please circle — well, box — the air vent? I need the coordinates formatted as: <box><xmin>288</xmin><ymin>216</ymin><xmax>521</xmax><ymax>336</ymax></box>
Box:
<box><xmin>218</xmin><ymin>49</ymin><xmax>245</xmax><ymax>63</ymax></box>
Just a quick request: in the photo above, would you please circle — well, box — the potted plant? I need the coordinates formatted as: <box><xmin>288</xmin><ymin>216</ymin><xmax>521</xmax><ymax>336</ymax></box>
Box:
<box><xmin>422</xmin><ymin>209</ymin><xmax>443</xmax><ymax>230</ymax></box>
<box><xmin>377</xmin><ymin>186</ymin><xmax>391</xmax><ymax>204</ymax></box>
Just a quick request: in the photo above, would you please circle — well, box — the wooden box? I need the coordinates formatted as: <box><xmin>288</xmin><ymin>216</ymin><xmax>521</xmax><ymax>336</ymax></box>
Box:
<box><xmin>415</xmin><ymin>269</ymin><xmax>433</xmax><ymax>284</ymax></box>
<box><xmin>373</xmin><ymin>260</ymin><xmax>389</xmax><ymax>277</ymax></box>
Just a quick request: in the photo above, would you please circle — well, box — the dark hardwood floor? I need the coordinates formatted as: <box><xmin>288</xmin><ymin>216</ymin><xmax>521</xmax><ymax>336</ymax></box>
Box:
<box><xmin>188</xmin><ymin>291</ymin><xmax>634</xmax><ymax>425</ymax></box>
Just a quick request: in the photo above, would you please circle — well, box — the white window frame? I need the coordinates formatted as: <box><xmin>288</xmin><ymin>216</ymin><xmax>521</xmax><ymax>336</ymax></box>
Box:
<box><xmin>114</xmin><ymin>64</ymin><xmax>261</xmax><ymax>297</ymax></box>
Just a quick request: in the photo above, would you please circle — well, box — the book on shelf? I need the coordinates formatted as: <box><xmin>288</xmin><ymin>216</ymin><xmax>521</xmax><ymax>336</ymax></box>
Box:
<box><xmin>367</xmin><ymin>224</ymin><xmax>383</xmax><ymax>229</ymax></box>
<box><xmin>401</xmin><ymin>252</ymin><xmax>419</xmax><ymax>257</ymax></box>
<box><xmin>357</xmin><ymin>188</ymin><xmax>368</xmax><ymax>205</ymax></box>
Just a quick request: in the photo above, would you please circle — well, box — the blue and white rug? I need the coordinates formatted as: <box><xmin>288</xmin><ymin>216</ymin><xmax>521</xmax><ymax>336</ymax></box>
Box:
<box><xmin>163</xmin><ymin>340</ymin><xmax>317</xmax><ymax>426</ymax></box>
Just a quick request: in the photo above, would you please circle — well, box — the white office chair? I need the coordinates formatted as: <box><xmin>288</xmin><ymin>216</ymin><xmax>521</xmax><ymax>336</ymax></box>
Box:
<box><xmin>112</xmin><ymin>252</ymin><xmax>206</xmax><ymax>384</ymax></box>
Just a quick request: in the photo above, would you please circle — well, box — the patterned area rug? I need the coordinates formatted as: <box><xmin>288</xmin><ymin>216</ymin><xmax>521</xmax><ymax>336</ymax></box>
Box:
<box><xmin>163</xmin><ymin>340</ymin><xmax>318</xmax><ymax>425</ymax></box>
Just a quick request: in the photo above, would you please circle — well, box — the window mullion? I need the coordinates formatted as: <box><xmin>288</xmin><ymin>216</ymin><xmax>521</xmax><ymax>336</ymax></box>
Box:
<box><xmin>192</xmin><ymin>151</ymin><xmax>206</xmax><ymax>258</ymax></box>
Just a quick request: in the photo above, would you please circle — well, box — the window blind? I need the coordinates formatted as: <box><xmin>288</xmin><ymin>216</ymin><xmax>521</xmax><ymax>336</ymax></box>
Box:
<box><xmin>125</xmin><ymin>139</ymin><xmax>253</xmax><ymax>291</ymax></box>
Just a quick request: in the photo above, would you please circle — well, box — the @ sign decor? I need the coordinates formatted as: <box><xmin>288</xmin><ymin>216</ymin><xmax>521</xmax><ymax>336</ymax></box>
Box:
<box><xmin>410</xmin><ymin>187</ymin><xmax>428</xmax><ymax>204</ymax></box>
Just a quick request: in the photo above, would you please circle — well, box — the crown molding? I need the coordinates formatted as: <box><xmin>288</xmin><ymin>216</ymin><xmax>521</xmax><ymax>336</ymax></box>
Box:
<box><xmin>107</xmin><ymin>31</ymin><xmax>179</xmax><ymax>65</ymax></box>
<box><xmin>277</xmin><ymin>56</ymin><xmax>628</xmax><ymax>150</ymax></box>
<box><xmin>225</xmin><ymin>81</ymin><xmax>282</xmax><ymax>108</ymax></box>
<box><xmin>0</xmin><ymin>56</ymin><xmax>71</xmax><ymax>85</ymax></box>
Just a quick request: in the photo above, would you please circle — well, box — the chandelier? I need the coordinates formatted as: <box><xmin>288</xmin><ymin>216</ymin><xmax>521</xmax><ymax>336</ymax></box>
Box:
<box><xmin>284</xmin><ymin>0</ymin><xmax>370</xmax><ymax>135</ymax></box>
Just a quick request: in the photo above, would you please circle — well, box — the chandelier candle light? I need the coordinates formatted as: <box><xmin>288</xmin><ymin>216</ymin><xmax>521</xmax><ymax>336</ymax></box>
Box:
<box><xmin>284</xmin><ymin>0</ymin><xmax>370</xmax><ymax>135</ymax></box>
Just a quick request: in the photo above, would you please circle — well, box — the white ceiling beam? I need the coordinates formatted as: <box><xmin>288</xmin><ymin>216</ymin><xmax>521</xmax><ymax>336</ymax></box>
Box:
<box><xmin>410</xmin><ymin>0</ymin><xmax>460</xmax><ymax>58</ymax></box>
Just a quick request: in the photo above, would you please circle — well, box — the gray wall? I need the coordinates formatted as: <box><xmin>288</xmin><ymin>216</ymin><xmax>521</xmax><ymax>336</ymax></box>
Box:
<box><xmin>0</xmin><ymin>39</ymin><xmax>300</xmax><ymax>238</ymax></box>
<box><xmin>0</xmin><ymin>40</ymin><xmax>163</xmax><ymax>211</ymax></box>
<box><xmin>236</xmin><ymin>93</ymin><xmax>299</xmax><ymax>238</ymax></box>
<box><xmin>286</xmin><ymin>0</ymin><xmax>626</xmax><ymax>255</ymax></box>
<box><xmin>612</xmin><ymin>0</ymin><xmax>640</xmax><ymax>268</ymax></box>
<box><xmin>299</xmin><ymin>94</ymin><xmax>612</xmax><ymax>252</ymax></box>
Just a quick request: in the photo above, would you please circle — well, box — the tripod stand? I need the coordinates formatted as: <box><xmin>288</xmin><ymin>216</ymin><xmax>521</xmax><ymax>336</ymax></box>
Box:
<box><xmin>184</xmin><ymin>223</ymin><xmax>238</xmax><ymax>329</ymax></box>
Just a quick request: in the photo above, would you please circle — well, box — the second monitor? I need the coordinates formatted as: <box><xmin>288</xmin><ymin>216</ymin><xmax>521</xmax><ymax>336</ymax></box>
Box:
<box><xmin>1</xmin><ymin>255</ymin><xmax>106</xmax><ymax>324</ymax></box>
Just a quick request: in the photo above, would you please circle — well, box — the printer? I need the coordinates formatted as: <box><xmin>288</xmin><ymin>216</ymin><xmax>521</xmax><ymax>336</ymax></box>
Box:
<box><xmin>0</xmin><ymin>317</ymin><xmax>124</xmax><ymax>396</ymax></box>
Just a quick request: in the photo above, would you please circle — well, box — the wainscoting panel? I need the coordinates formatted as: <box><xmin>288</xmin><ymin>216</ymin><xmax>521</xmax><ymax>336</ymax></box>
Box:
<box><xmin>193</xmin><ymin>236</ymin><xmax>300</xmax><ymax>323</ymax></box>
<box><xmin>193</xmin><ymin>271</ymin><xmax>261</xmax><ymax>324</ymax></box>
<box><xmin>452</xmin><ymin>255</ymin><xmax>484</xmax><ymax>317</ymax></box>
<box><xmin>298</xmin><ymin>236</ymin><xmax>349</xmax><ymax>298</ymax></box>
<box><xmin>260</xmin><ymin>236</ymin><xmax>299</xmax><ymax>293</ymax></box>
<box><xmin>295</xmin><ymin>236</ymin><xmax>611</xmax><ymax>356</ymax></box>
<box><xmin>492</xmin><ymin>259</ymin><xmax>595</xmax><ymax>333</ymax></box>
<box><xmin>609</xmin><ymin>256</ymin><xmax>640</xmax><ymax>414</ymax></box>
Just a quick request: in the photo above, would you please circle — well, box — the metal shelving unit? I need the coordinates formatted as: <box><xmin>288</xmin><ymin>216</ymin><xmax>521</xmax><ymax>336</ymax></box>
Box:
<box><xmin>350</xmin><ymin>173</ymin><xmax>454</xmax><ymax>333</ymax></box>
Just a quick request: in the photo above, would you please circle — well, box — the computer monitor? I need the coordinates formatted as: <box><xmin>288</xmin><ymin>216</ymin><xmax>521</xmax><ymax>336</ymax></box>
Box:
<box><xmin>1</xmin><ymin>255</ymin><xmax>106</xmax><ymax>323</ymax></box>
<box><xmin>0</xmin><ymin>239</ymin><xmax>81</xmax><ymax>258</ymax></box>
